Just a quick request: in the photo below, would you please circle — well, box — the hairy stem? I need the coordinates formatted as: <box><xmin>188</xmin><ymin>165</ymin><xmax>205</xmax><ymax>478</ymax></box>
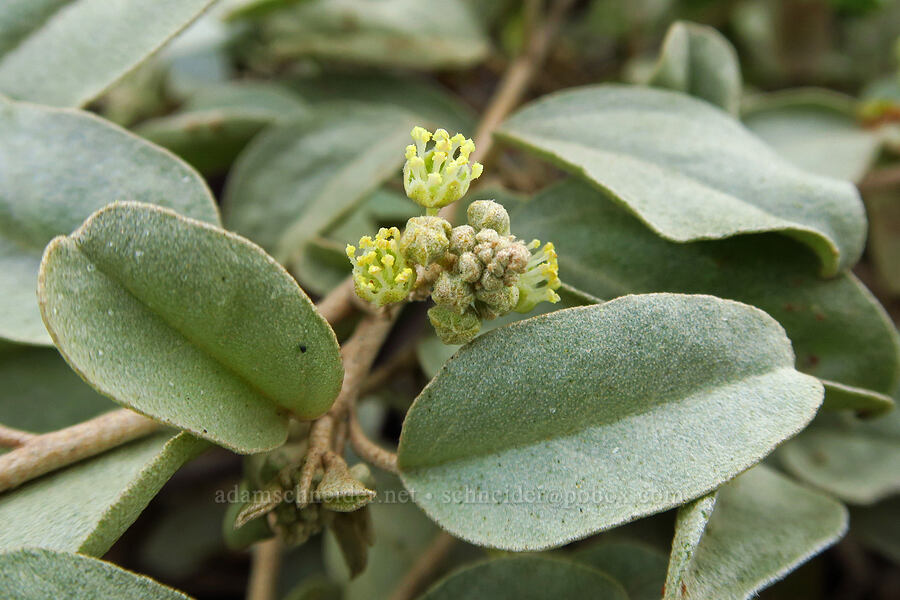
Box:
<box><xmin>0</xmin><ymin>409</ymin><xmax>160</xmax><ymax>493</ymax></box>
<box><xmin>0</xmin><ymin>424</ymin><xmax>36</xmax><ymax>448</ymax></box>
<box><xmin>349</xmin><ymin>407</ymin><xmax>398</xmax><ymax>473</ymax></box>
<box><xmin>247</xmin><ymin>538</ymin><xmax>283</xmax><ymax>600</ymax></box>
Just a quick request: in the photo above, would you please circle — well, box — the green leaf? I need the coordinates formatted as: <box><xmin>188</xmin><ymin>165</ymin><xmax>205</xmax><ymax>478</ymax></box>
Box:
<box><xmin>663</xmin><ymin>465</ymin><xmax>848</xmax><ymax>600</ymax></box>
<box><xmin>0</xmin><ymin>432</ymin><xmax>207</xmax><ymax>555</ymax></box>
<box><xmin>38</xmin><ymin>202</ymin><xmax>343</xmax><ymax>453</ymax></box>
<box><xmin>236</xmin><ymin>0</ymin><xmax>489</xmax><ymax>70</ymax></box>
<box><xmin>778</xmin><ymin>408</ymin><xmax>900</xmax><ymax>504</ymax></box>
<box><xmin>135</xmin><ymin>82</ymin><xmax>309</xmax><ymax>175</ymax></box>
<box><xmin>223</xmin><ymin>105</ymin><xmax>419</xmax><ymax>264</ymax></box>
<box><xmin>497</xmin><ymin>84</ymin><xmax>866</xmax><ymax>276</ymax></box>
<box><xmin>0</xmin><ymin>0</ymin><xmax>214</xmax><ymax>107</ymax></box>
<box><xmin>0</xmin><ymin>346</ymin><xmax>114</xmax><ymax>434</ymax></box>
<box><xmin>398</xmin><ymin>294</ymin><xmax>823</xmax><ymax>550</ymax></box>
<box><xmin>573</xmin><ymin>540</ymin><xmax>668</xmax><ymax>600</ymax></box>
<box><xmin>419</xmin><ymin>556</ymin><xmax>628</xmax><ymax>600</ymax></box>
<box><xmin>850</xmin><ymin>496</ymin><xmax>900</xmax><ymax>563</ymax></box>
<box><xmin>647</xmin><ymin>21</ymin><xmax>742</xmax><ymax>114</ymax></box>
<box><xmin>513</xmin><ymin>179</ymin><xmax>899</xmax><ymax>415</ymax></box>
<box><xmin>742</xmin><ymin>89</ymin><xmax>882</xmax><ymax>183</ymax></box>
<box><xmin>0</xmin><ymin>548</ymin><xmax>192</xmax><ymax>599</ymax></box>
<box><xmin>0</xmin><ymin>99</ymin><xmax>219</xmax><ymax>346</ymax></box>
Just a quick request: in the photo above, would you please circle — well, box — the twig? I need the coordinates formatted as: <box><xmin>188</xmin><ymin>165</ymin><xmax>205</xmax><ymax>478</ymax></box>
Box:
<box><xmin>0</xmin><ymin>424</ymin><xmax>36</xmax><ymax>448</ymax></box>
<box><xmin>858</xmin><ymin>165</ymin><xmax>900</xmax><ymax>192</ymax></box>
<box><xmin>359</xmin><ymin>346</ymin><xmax>417</xmax><ymax>396</ymax></box>
<box><xmin>246</xmin><ymin>538</ymin><xmax>283</xmax><ymax>600</ymax></box>
<box><xmin>388</xmin><ymin>532</ymin><xmax>457</xmax><ymax>600</ymax></box>
<box><xmin>0</xmin><ymin>409</ymin><xmax>160</xmax><ymax>493</ymax></box>
<box><xmin>349</xmin><ymin>407</ymin><xmax>398</xmax><ymax>473</ymax></box>
<box><xmin>315</xmin><ymin>277</ymin><xmax>358</xmax><ymax>325</ymax></box>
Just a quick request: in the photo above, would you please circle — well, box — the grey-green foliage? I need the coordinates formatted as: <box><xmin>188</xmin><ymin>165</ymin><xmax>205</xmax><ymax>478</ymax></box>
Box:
<box><xmin>0</xmin><ymin>0</ymin><xmax>214</xmax><ymax>107</ymax></box>
<box><xmin>399</xmin><ymin>294</ymin><xmax>822</xmax><ymax>550</ymax></box>
<box><xmin>664</xmin><ymin>465</ymin><xmax>848</xmax><ymax>600</ymax></box>
<box><xmin>0</xmin><ymin>98</ymin><xmax>219</xmax><ymax>346</ymax></box>
<box><xmin>742</xmin><ymin>88</ymin><xmax>883</xmax><ymax>183</ymax></box>
<box><xmin>233</xmin><ymin>0</ymin><xmax>489</xmax><ymax>70</ymax></box>
<box><xmin>135</xmin><ymin>82</ymin><xmax>309</xmax><ymax>175</ymax></box>
<box><xmin>223</xmin><ymin>105</ymin><xmax>419</xmax><ymax>264</ymax></box>
<box><xmin>778</xmin><ymin>408</ymin><xmax>900</xmax><ymax>504</ymax></box>
<box><xmin>0</xmin><ymin>432</ymin><xmax>207</xmax><ymax>555</ymax></box>
<box><xmin>38</xmin><ymin>202</ymin><xmax>343</xmax><ymax>453</ymax></box>
<box><xmin>497</xmin><ymin>84</ymin><xmax>866</xmax><ymax>276</ymax></box>
<box><xmin>513</xmin><ymin>179</ymin><xmax>899</xmax><ymax>414</ymax></box>
<box><xmin>0</xmin><ymin>548</ymin><xmax>193</xmax><ymax>599</ymax></box>
<box><xmin>573</xmin><ymin>541</ymin><xmax>669</xmax><ymax>600</ymax></box>
<box><xmin>648</xmin><ymin>21</ymin><xmax>742</xmax><ymax>114</ymax></box>
<box><xmin>419</xmin><ymin>556</ymin><xmax>628</xmax><ymax>600</ymax></box>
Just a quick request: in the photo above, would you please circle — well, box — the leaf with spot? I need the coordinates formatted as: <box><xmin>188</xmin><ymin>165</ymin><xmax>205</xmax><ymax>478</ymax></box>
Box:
<box><xmin>399</xmin><ymin>293</ymin><xmax>823</xmax><ymax>550</ymax></box>
<box><xmin>38</xmin><ymin>202</ymin><xmax>343</xmax><ymax>453</ymax></box>
<box><xmin>497</xmin><ymin>84</ymin><xmax>866</xmax><ymax>275</ymax></box>
<box><xmin>0</xmin><ymin>98</ymin><xmax>219</xmax><ymax>346</ymax></box>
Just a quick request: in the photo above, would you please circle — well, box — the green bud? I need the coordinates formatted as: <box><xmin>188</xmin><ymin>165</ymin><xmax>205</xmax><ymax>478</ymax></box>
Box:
<box><xmin>314</xmin><ymin>459</ymin><xmax>376</xmax><ymax>513</ymax></box>
<box><xmin>399</xmin><ymin>216</ymin><xmax>451</xmax><ymax>266</ymax></box>
<box><xmin>457</xmin><ymin>251</ymin><xmax>482</xmax><ymax>283</ymax></box>
<box><xmin>427</xmin><ymin>305</ymin><xmax>482</xmax><ymax>345</ymax></box>
<box><xmin>476</xmin><ymin>285</ymin><xmax>520</xmax><ymax>320</ymax></box>
<box><xmin>448</xmin><ymin>225</ymin><xmax>476</xmax><ymax>254</ymax></box>
<box><xmin>467</xmin><ymin>200</ymin><xmax>510</xmax><ymax>235</ymax></box>
<box><xmin>431</xmin><ymin>271</ymin><xmax>474</xmax><ymax>314</ymax></box>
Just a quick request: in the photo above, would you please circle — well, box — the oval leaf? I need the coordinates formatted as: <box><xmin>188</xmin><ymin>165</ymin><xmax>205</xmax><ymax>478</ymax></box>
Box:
<box><xmin>496</xmin><ymin>84</ymin><xmax>866</xmax><ymax>275</ymax></box>
<box><xmin>398</xmin><ymin>293</ymin><xmax>823</xmax><ymax>550</ymax></box>
<box><xmin>648</xmin><ymin>21</ymin><xmax>742</xmax><ymax>114</ymax></box>
<box><xmin>513</xmin><ymin>180</ymin><xmax>899</xmax><ymax>415</ymax></box>
<box><xmin>419</xmin><ymin>556</ymin><xmax>627</xmax><ymax>600</ymax></box>
<box><xmin>573</xmin><ymin>541</ymin><xmax>669</xmax><ymax>600</ymax></box>
<box><xmin>222</xmin><ymin>105</ymin><xmax>418</xmax><ymax>264</ymax></box>
<box><xmin>0</xmin><ymin>548</ymin><xmax>192</xmax><ymax>599</ymax></box>
<box><xmin>38</xmin><ymin>202</ymin><xmax>343</xmax><ymax>453</ymax></box>
<box><xmin>0</xmin><ymin>431</ymin><xmax>206</xmax><ymax>555</ymax></box>
<box><xmin>664</xmin><ymin>465</ymin><xmax>848</xmax><ymax>600</ymax></box>
<box><xmin>0</xmin><ymin>0</ymin><xmax>214</xmax><ymax>107</ymax></box>
<box><xmin>0</xmin><ymin>99</ymin><xmax>219</xmax><ymax>346</ymax></box>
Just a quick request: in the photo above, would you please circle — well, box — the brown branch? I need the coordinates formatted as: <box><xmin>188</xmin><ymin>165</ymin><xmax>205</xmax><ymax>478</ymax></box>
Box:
<box><xmin>315</xmin><ymin>277</ymin><xmax>358</xmax><ymax>325</ymax></box>
<box><xmin>0</xmin><ymin>409</ymin><xmax>160</xmax><ymax>493</ymax></box>
<box><xmin>246</xmin><ymin>538</ymin><xmax>283</xmax><ymax>600</ymax></box>
<box><xmin>388</xmin><ymin>532</ymin><xmax>457</xmax><ymax>600</ymax></box>
<box><xmin>0</xmin><ymin>424</ymin><xmax>36</xmax><ymax>448</ymax></box>
<box><xmin>349</xmin><ymin>407</ymin><xmax>398</xmax><ymax>473</ymax></box>
<box><xmin>858</xmin><ymin>164</ymin><xmax>900</xmax><ymax>192</ymax></box>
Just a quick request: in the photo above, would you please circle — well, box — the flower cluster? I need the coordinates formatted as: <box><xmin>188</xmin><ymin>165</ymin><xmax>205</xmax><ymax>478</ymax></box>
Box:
<box><xmin>346</xmin><ymin>126</ymin><xmax>561</xmax><ymax>345</ymax></box>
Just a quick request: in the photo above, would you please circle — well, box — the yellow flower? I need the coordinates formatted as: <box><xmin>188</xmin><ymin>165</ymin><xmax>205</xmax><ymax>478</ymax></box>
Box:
<box><xmin>346</xmin><ymin>227</ymin><xmax>414</xmax><ymax>306</ymax></box>
<box><xmin>514</xmin><ymin>240</ymin><xmax>561</xmax><ymax>313</ymax></box>
<box><xmin>402</xmin><ymin>126</ymin><xmax>483</xmax><ymax>213</ymax></box>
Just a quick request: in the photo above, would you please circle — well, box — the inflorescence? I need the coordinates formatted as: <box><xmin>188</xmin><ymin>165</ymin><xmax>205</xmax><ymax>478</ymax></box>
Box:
<box><xmin>348</xmin><ymin>126</ymin><xmax>560</xmax><ymax>345</ymax></box>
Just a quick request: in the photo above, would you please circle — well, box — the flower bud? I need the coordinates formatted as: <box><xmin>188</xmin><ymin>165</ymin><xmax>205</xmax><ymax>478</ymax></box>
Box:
<box><xmin>399</xmin><ymin>216</ymin><xmax>451</xmax><ymax>266</ymax></box>
<box><xmin>403</xmin><ymin>126</ymin><xmax>483</xmax><ymax>211</ymax></box>
<box><xmin>467</xmin><ymin>200</ymin><xmax>510</xmax><ymax>235</ymax></box>
<box><xmin>314</xmin><ymin>459</ymin><xmax>376</xmax><ymax>513</ymax></box>
<box><xmin>448</xmin><ymin>225</ymin><xmax>476</xmax><ymax>255</ymax></box>
<box><xmin>346</xmin><ymin>227</ymin><xmax>415</xmax><ymax>307</ymax></box>
<box><xmin>476</xmin><ymin>285</ymin><xmax>520</xmax><ymax>320</ymax></box>
<box><xmin>431</xmin><ymin>271</ymin><xmax>475</xmax><ymax>314</ymax></box>
<box><xmin>515</xmin><ymin>240</ymin><xmax>562</xmax><ymax>313</ymax></box>
<box><xmin>457</xmin><ymin>251</ymin><xmax>482</xmax><ymax>283</ymax></box>
<box><xmin>427</xmin><ymin>305</ymin><xmax>481</xmax><ymax>345</ymax></box>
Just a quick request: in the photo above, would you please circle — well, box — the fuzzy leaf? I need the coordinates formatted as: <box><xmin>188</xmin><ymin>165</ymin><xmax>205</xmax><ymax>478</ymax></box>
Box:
<box><xmin>398</xmin><ymin>294</ymin><xmax>823</xmax><ymax>550</ymax></box>
<box><xmin>663</xmin><ymin>465</ymin><xmax>848</xmax><ymax>600</ymax></box>
<box><xmin>0</xmin><ymin>99</ymin><xmax>219</xmax><ymax>346</ymax></box>
<box><xmin>222</xmin><ymin>105</ymin><xmax>418</xmax><ymax>264</ymax></box>
<box><xmin>497</xmin><ymin>84</ymin><xmax>866</xmax><ymax>275</ymax></box>
<box><xmin>514</xmin><ymin>180</ymin><xmax>899</xmax><ymax>415</ymax></box>
<box><xmin>0</xmin><ymin>548</ymin><xmax>192</xmax><ymax>599</ymax></box>
<box><xmin>0</xmin><ymin>0</ymin><xmax>214</xmax><ymax>107</ymax></box>
<box><xmin>648</xmin><ymin>21</ymin><xmax>742</xmax><ymax>114</ymax></box>
<box><xmin>573</xmin><ymin>541</ymin><xmax>669</xmax><ymax>600</ymax></box>
<box><xmin>419</xmin><ymin>556</ymin><xmax>628</xmax><ymax>600</ymax></box>
<box><xmin>0</xmin><ymin>432</ymin><xmax>207</xmax><ymax>555</ymax></box>
<box><xmin>38</xmin><ymin>202</ymin><xmax>343</xmax><ymax>453</ymax></box>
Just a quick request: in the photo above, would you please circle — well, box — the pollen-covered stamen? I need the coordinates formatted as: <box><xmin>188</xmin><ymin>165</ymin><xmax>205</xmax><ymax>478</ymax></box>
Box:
<box><xmin>514</xmin><ymin>240</ymin><xmax>561</xmax><ymax>313</ymax></box>
<box><xmin>346</xmin><ymin>227</ymin><xmax>414</xmax><ymax>306</ymax></box>
<box><xmin>402</xmin><ymin>125</ymin><xmax>484</xmax><ymax>212</ymax></box>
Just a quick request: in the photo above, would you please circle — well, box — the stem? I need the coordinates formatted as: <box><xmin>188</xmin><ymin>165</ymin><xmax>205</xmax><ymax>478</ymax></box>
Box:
<box><xmin>315</xmin><ymin>277</ymin><xmax>358</xmax><ymax>326</ymax></box>
<box><xmin>246</xmin><ymin>538</ymin><xmax>283</xmax><ymax>600</ymax></box>
<box><xmin>349</xmin><ymin>407</ymin><xmax>398</xmax><ymax>473</ymax></box>
<box><xmin>0</xmin><ymin>409</ymin><xmax>160</xmax><ymax>493</ymax></box>
<box><xmin>0</xmin><ymin>424</ymin><xmax>36</xmax><ymax>448</ymax></box>
<box><xmin>388</xmin><ymin>532</ymin><xmax>457</xmax><ymax>600</ymax></box>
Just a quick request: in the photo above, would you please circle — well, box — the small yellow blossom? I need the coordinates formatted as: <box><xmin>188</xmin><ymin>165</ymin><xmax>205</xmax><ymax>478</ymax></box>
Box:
<box><xmin>403</xmin><ymin>126</ymin><xmax>483</xmax><ymax>213</ymax></box>
<box><xmin>514</xmin><ymin>240</ymin><xmax>561</xmax><ymax>313</ymax></box>
<box><xmin>346</xmin><ymin>227</ymin><xmax>414</xmax><ymax>306</ymax></box>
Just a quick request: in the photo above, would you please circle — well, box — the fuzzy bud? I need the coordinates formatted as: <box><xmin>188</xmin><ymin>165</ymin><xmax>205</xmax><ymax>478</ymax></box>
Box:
<box><xmin>476</xmin><ymin>285</ymin><xmax>520</xmax><ymax>320</ymax></box>
<box><xmin>467</xmin><ymin>200</ymin><xmax>510</xmax><ymax>235</ymax></box>
<box><xmin>431</xmin><ymin>271</ymin><xmax>475</xmax><ymax>314</ymax></box>
<box><xmin>457</xmin><ymin>251</ymin><xmax>483</xmax><ymax>283</ymax></box>
<box><xmin>448</xmin><ymin>225</ymin><xmax>476</xmax><ymax>255</ymax></box>
<box><xmin>399</xmin><ymin>216</ymin><xmax>451</xmax><ymax>266</ymax></box>
<box><xmin>427</xmin><ymin>305</ymin><xmax>481</xmax><ymax>345</ymax></box>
